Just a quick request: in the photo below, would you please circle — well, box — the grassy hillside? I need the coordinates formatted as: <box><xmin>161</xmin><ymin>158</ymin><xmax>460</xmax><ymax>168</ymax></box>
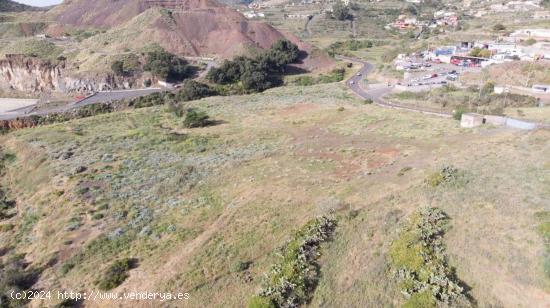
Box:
<box><xmin>0</xmin><ymin>83</ymin><xmax>549</xmax><ymax>306</ymax></box>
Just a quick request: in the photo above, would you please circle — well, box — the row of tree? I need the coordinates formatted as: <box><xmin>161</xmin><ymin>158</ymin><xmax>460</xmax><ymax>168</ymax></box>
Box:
<box><xmin>206</xmin><ymin>39</ymin><xmax>301</xmax><ymax>92</ymax></box>
<box><xmin>111</xmin><ymin>49</ymin><xmax>194</xmax><ymax>82</ymax></box>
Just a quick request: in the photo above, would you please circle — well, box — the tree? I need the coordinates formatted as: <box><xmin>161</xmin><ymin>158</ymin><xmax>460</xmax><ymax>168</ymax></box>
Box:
<box><xmin>143</xmin><ymin>50</ymin><xmax>192</xmax><ymax>81</ymax></box>
<box><xmin>177</xmin><ymin>80</ymin><xmax>214</xmax><ymax>101</ymax></box>
<box><xmin>469</xmin><ymin>47</ymin><xmax>491</xmax><ymax>58</ymax></box>
<box><xmin>241</xmin><ymin>69</ymin><xmax>270</xmax><ymax>92</ymax></box>
<box><xmin>332</xmin><ymin>2</ymin><xmax>352</xmax><ymax>21</ymax></box>
<box><xmin>111</xmin><ymin>60</ymin><xmax>125</xmax><ymax>76</ymax></box>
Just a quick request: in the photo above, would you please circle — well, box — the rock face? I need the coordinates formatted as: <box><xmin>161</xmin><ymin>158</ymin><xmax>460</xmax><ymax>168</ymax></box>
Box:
<box><xmin>0</xmin><ymin>55</ymin><xmax>140</xmax><ymax>94</ymax></box>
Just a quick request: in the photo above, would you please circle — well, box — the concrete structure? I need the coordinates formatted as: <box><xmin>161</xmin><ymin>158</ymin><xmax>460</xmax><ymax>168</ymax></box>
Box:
<box><xmin>461</xmin><ymin>113</ymin><xmax>543</xmax><ymax>130</ymax></box>
<box><xmin>484</xmin><ymin>115</ymin><xmax>507</xmax><ymax>126</ymax></box>
<box><xmin>461</xmin><ymin>113</ymin><xmax>485</xmax><ymax>128</ymax></box>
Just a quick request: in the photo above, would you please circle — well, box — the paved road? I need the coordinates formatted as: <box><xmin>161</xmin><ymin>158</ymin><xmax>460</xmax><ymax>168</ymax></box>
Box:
<box><xmin>337</xmin><ymin>55</ymin><xmax>452</xmax><ymax>118</ymax></box>
<box><xmin>72</xmin><ymin>88</ymin><xmax>163</xmax><ymax>107</ymax></box>
<box><xmin>0</xmin><ymin>88</ymin><xmax>165</xmax><ymax>121</ymax></box>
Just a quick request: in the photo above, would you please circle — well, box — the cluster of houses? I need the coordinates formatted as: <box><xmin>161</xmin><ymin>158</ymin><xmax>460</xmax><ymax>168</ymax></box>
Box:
<box><xmin>241</xmin><ymin>10</ymin><xmax>265</xmax><ymax>19</ymax></box>
<box><xmin>387</xmin><ymin>10</ymin><xmax>459</xmax><ymax>31</ymax></box>
<box><xmin>400</xmin><ymin>30</ymin><xmax>550</xmax><ymax>69</ymax></box>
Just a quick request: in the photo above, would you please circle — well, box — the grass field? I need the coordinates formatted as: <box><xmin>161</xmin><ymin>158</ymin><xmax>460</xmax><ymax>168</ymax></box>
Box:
<box><xmin>0</xmin><ymin>81</ymin><xmax>549</xmax><ymax>307</ymax></box>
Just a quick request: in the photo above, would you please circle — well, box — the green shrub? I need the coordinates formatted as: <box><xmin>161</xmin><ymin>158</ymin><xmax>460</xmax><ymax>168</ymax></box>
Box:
<box><xmin>231</xmin><ymin>260</ymin><xmax>252</xmax><ymax>273</ymax></box>
<box><xmin>183</xmin><ymin>109</ymin><xmax>211</xmax><ymax>128</ymax></box>
<box><xmin>111</xmin><ymin>60</ymin><xmax>125</xmax><ymax>76</ymax></box>
<box><xmin>248</xmin><ymin>296</ymin><xmax>276</xmax><ymax>308</ymax></box>
<box><xmin>252</xmin><ymin>216</ymin><xmax>336</xmax><ymax>307</ymax></box>
<box><xmin>425</xmin><ymin>165</ymin><xmax>462</xmax><ymax>187</ymax></box>
<box><xmin>143</xmin><ymin>49</ymin><xmax>192</xmax><ymax>82</ymax></box>
<box><xmin>207</xmin><ymin>39</ymin><xmax>300</xmax><ymax>92</ymax></box>
<box><xmin>535</xmin><ymin>211</ymin><xmax>550</xmax><ymax>282</ymax></box>
<box><xmin>332</xmin><ymin>2</ymin><xmax>352</xmax><ymax>20</ymax></box>
<box><xmin>92</xmin><ymin>213</ymin><xmax>105</xmax><ymax>220</ymax></box>
<box><xmin>403</xmin><ymin>291</ymin><xmax>437</xmax><ymax>308</ymax></box>
<box><xmin>177</xmin><ymin>80</ymin><xmax>215</xmax><ymax>101</ymax></box>
<box><xmin>0</xmin><ymin>254</ymin><xmax>39</xmax><ymax>307</ymax></box>
<box><xmin>96</xmin><ymin>258</ymin><xmax>135</xmax><ymax>290</ymax></box>
<box><xmin>390</xmin><ymin>208</ymin><xmax>468</xmax><ymax>306</ymax></box>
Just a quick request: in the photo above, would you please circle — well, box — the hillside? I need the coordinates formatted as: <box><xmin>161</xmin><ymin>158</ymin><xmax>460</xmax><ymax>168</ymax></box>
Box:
<box><xmin>0</xmin><ymin>0</ymin><xmax>34</xmax><ymax>12</ymax></box>
<box><xmin>0</xmin><ymin>83</ymin><xmax>549</xmax><ymax>307</ymax></box>
<box><xmin>48</xmin><ymin>0</ymin><xmax>331</xmax><ymax>66</ymax></box>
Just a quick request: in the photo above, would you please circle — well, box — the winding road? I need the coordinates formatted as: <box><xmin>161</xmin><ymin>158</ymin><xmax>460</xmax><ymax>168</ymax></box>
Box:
<box><xmin>338</xmin><ymin>55</ymin><xmax>452</xmax><ymax>118</ymax></box>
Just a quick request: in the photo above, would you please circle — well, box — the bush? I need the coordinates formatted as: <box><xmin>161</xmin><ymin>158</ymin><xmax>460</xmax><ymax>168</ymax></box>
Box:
<box><xmin>332</xmin><ymin>2</ymin><xmax>352</xmax><ymax>20</ymax></box>
<box><xmin>176</xmin><ymin>80</ymin><xmax>215</xmax><ymax>101</ymax></box>
<box><xmin>143</xmin><ymin>49</ymin><xmax>192</xmax><ymax>82</ymax></box>
<box><xmin>425</xmin><ymin>166</ymin><xmax>462</xmax><ymax>187</ymax></box>
<box><xmin>0</xmin><ymin>254</ymin><xmax>39</xmax><ymax>307</ymax></box>
<box><xmin>231</xmin><ymin>260</ymin><xmax>252</xmax><ymax>273</ymax></box>
<box><xmin>96</xmin><ymin>258</ymin><xmax>135</xmax><ymax>290</ymax></box>
<box><xmin>111</xmin><ymin>60</ymin><xmax>125</xmax><ymax>76</ymax></box>
<box><xmin>252</xmin><ymin>216</ymin><xmax>336</xmax><ymax>307</ymax></box>
<box><xmin>390</xmin><ymin>208</ymin><xmax>468</xmax><ymax>306</ymax></box>
<box><xmin>248</xmin><ymin>296</ymin><xmax>276</xmax><ymax>308</ymax></box>
<box><xmin>183</xmin><ymin>109</ymin><xmax>211</xmax><ymax>128</ymax></box>
<box><xmin>207</xmin><ymin>39</ymin><xmax>300</xmax><ymax>92</ymax></box>
<box><xmin>452</xmin><ymin>107</ymin><xmax>467</xmax><ymax>121</ymax></box>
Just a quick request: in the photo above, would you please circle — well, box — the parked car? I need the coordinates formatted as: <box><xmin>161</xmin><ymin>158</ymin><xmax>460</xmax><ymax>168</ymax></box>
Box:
<box><xmin>446</xmin><ymin>74</ymin><xmax>457</xmax><ymax>81</ymax></box>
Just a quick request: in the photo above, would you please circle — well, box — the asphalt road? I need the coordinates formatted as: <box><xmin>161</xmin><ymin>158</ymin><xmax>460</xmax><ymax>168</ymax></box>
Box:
<box><xmin>337</xmin><ymin>55</ymin><xmax>452</xmax><ymax>118</ymax></box>
<box><xmin>72</xmin><ymin>88</ymin><xmax>163</xmax><ymax>107</ymax></box>
<box><xmin>0</xmin><ymin>88</ymin><xmax>165</xmax><ymax>121</ymax></box>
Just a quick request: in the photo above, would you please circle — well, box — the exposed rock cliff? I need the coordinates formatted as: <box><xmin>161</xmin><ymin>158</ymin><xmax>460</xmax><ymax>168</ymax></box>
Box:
<box><xmin>0</xmin><ymin>55</ymin><xmax>142</xmax><ymax>94</ymax></box>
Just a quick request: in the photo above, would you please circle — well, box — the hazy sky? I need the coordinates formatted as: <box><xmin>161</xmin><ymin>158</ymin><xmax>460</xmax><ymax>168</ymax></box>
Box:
<box><xmin>14</xmin><ymin>0</ymin><xmax>63</xmax><ymax>7</ymax></box>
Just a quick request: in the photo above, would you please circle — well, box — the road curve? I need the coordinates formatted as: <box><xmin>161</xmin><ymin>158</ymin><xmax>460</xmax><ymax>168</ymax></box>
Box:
<box><xmin>337</xmin><ymin>55</ymin><xmax>452</xmax><ymax>118</ymax></box>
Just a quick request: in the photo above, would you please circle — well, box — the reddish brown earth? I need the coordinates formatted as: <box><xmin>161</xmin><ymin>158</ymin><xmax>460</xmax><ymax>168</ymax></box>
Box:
<box><xmin>49</xmin><ymin>0</ymin><xmax>335</xmax><ymax>69</ymax></box>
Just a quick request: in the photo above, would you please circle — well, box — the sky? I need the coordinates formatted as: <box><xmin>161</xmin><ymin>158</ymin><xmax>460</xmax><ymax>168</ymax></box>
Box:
<box><xmin>14</xmin><ymin>0</ymin><xmax>63</xmax><ymax>7</ymax></box>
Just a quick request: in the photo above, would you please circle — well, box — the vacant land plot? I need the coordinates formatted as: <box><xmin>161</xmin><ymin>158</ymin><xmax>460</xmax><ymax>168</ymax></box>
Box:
<box><xmin>0</xmin><ymin>83</ymin><xmax>548</xmax><ymax>307</ymax></box>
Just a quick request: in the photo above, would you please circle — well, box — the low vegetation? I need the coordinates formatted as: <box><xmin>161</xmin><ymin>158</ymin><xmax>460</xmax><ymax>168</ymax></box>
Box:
<box><xmin>535</xmin><ymin>211</ymin><xmax>550</xmax><ymax>285</ymax></box>
<box><xmin>389</xmin><ymin>208</ymin><xmax>469</xmax><ymax>307</ymax></box>
<box><xmin>391</xmin><ymin>85</ymin><xmax>537</xmax><ymax>115</ymax></box>
<box><xmin>249</xmin><ymin>216</ymin><xmax>336</xmax><ymax>308</ymax></box>
<box><xmin>291</xmin><ymin>68</ymin><xmax>346</xmax><ymax>86</ymax></box>
<box><xmin>425</xmin><ymin>165</ymin><xmax>465</xmax><ymax>188</ymax></box>
<box><xmin>1</xmin><ymin>38</ymin><xmax>63</xmax><ymax>61</ymax></box>
<box><xmin>326</xmin><ymin>39</ymin><xmax>373</xmax><ymax>57</ymax></box>
<box><xmin>96</xmin><ymin>258</ymin><xmax>136</xmax><ymax>290</ymax></box>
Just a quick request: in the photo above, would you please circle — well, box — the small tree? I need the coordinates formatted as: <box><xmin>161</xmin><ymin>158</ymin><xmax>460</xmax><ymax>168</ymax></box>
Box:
<box><xmin>177</xmin><ymin>80</ymin><xmax>214</xmax><ymax>101</ymax></box>
<box><xmin>332</xmin><ymin>2</ymin><xmax>352</xmax><ymax>21</ymax></box>
<box><xmin>183</xmin><ymin>109</ymin><xmax>210</xmax><ymax>128</ymax></box>
<box><xmin>111</xmin><ymin>61</ymin><xmax>125</xmax><ymax>76</ymax></box>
